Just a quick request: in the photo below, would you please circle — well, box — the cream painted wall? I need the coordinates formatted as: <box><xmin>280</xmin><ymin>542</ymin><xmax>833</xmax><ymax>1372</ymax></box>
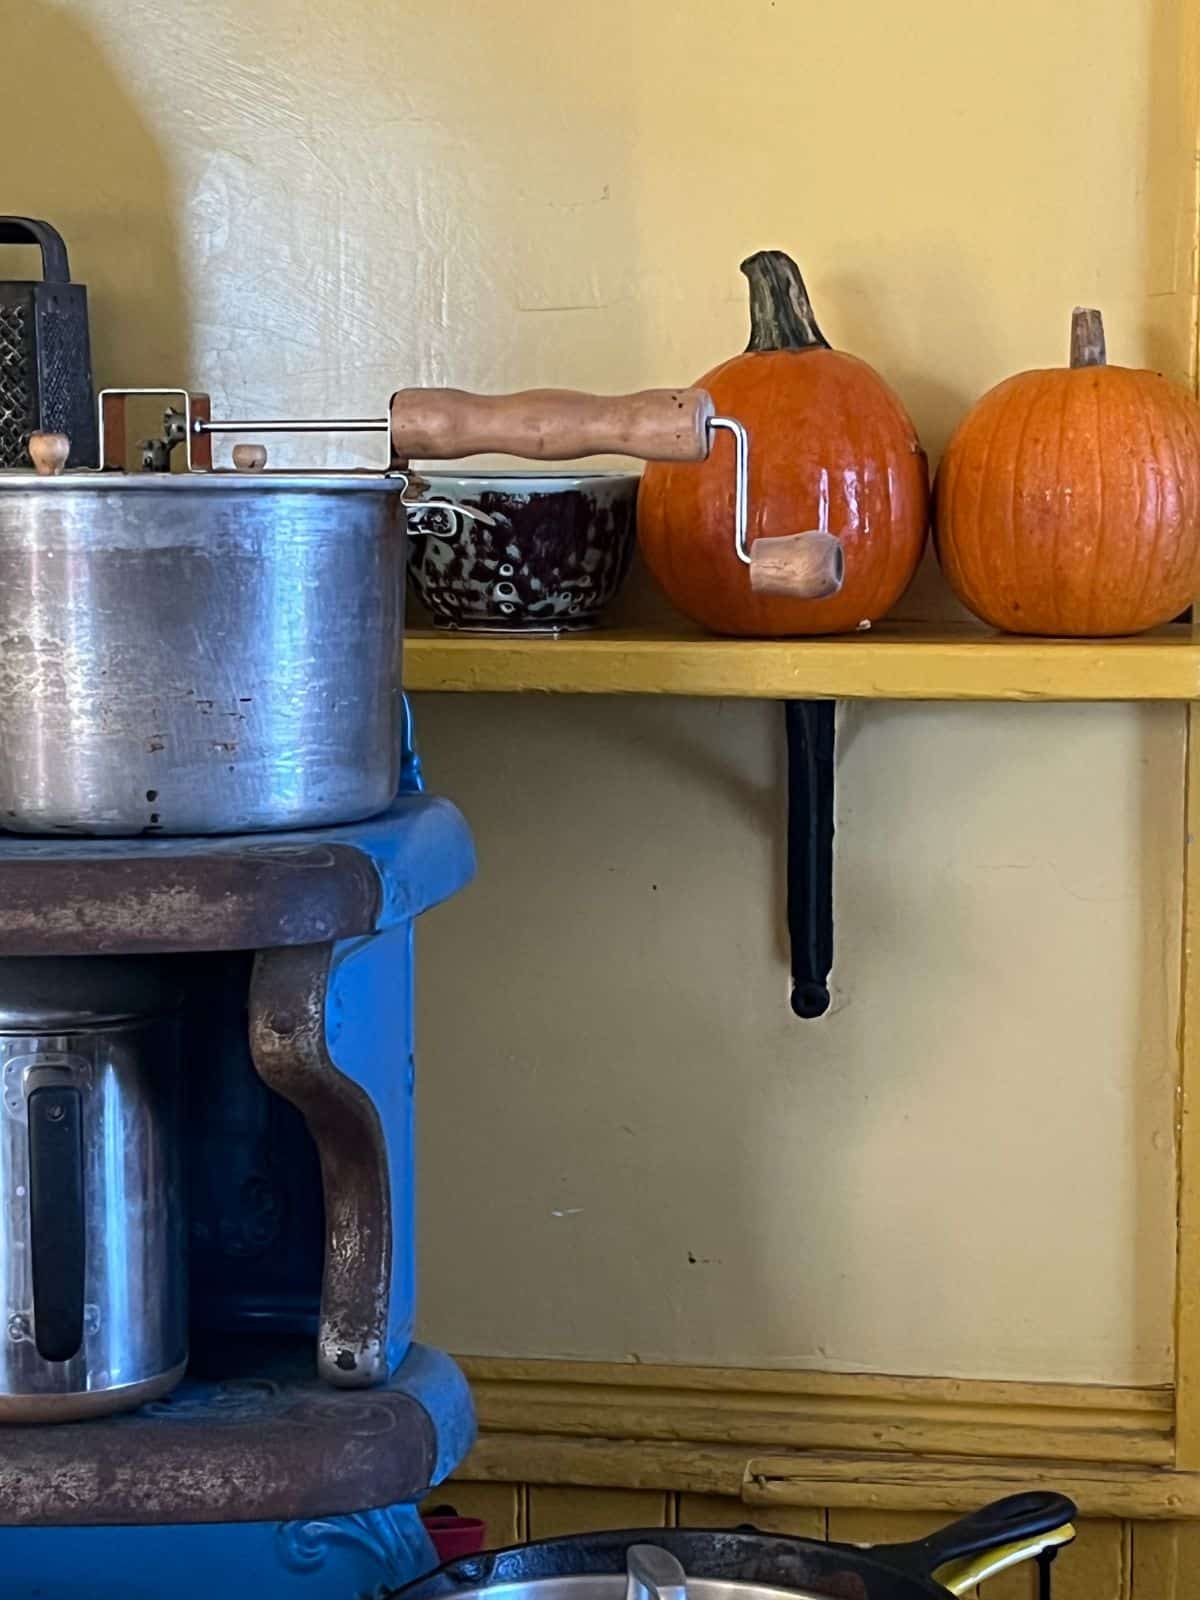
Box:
<box><xmin>414</xmin><ymin>696</ymin><xmax>1182</xmax><ymax>1381</ymax></box>
<box><xmin>1</xmin><ymin>0</ymin><xmax>1195</xmax><ymax>1383</ymax></box>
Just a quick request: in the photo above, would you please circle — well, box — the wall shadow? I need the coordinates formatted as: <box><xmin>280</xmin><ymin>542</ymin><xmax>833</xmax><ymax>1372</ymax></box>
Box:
<box><xmin>0</xmin><ymin>0</ymin><xmax>188</xmax><ymax>402</ymax></box>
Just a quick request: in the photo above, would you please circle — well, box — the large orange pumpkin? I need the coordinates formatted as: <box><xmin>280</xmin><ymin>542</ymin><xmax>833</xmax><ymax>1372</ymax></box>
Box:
<box><xmin>637</xmin><ymin>251</ymin><xmax>929</xmax><ymax>636</ymax></box>
<box><xmin>934</xmin><ymin>308</ymin><xmax>1200</xmax><ymax>636</ymax></box>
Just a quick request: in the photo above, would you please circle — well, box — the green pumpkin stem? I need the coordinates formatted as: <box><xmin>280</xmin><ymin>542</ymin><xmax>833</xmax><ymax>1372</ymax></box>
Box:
<box><xmin>741</xmin><ymin>251</ymin><xmax>830</xmax><ymax>353</ymax></box>
<box><xmin>1070</xmin><ymin>307</ymin><xmax>1107</xmax><ymax>368</ymax></box>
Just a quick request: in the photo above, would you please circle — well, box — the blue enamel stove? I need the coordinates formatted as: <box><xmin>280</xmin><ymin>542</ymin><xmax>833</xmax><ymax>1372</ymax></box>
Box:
<box><xmin>0</xmin><ymin>718</ymin><xmax>477</xmax><ymax>1598</ymax></box>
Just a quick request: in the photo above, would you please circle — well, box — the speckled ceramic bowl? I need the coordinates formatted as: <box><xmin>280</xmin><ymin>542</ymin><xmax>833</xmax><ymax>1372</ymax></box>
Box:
<box><xmin>406</xmin><ymin>471</ymin><xmax>639</xmax><ymax>633</ymax></box>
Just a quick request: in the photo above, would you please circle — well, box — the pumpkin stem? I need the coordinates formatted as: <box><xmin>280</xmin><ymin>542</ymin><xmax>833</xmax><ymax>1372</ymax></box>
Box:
<box><xmin>741</xmin><ymin>251</ymin><xmax>831</xmax><ymax>353</ymax></box>
<box><xmin>1070</xmin><ymin>307</ymin><xmax>1107</xmax><ymax>368</ymax></box>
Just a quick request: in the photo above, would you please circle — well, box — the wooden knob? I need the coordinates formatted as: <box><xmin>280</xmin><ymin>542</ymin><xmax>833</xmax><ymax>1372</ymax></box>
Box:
<box><xmin>232</xmin><ymin>443</ymin><xmax>268</xmax><ymax>471</ymax></box>
<box><xmin>28</xmin><ymin>432</ymin><xmax>70</xmax><ymax>476</ymax></box>
<box><xmin>748</xmin><ymin>530</ymin><xmax>845</xmax><ymax>600</ymax></box>
<box><xmin>389</xmin><ymin>387</ymin><xmax>715</xmax><ymax>463</ymax></box>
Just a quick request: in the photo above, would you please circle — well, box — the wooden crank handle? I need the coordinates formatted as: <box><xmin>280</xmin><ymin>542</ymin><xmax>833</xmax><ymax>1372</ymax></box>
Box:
<box><xmin>749</xmin><ymin>530</ymin><xmax>845</xmax><ymax>600</ymax></box>
<box><xmin>389</xmin><ymin>387</ymin><xmax>715</xmax><ymax>463</ymax></box>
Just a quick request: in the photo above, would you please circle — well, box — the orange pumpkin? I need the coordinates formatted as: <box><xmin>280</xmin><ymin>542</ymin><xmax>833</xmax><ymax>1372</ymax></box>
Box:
<box><xmin>637</xmin><ymin>251</ymin><xmax>929</xmax><ymax>636</ymax></box>
<box><xmin>934</xmin><ymin>308</ymin><xmax>1200</xmax><ymax>636</ymax></box>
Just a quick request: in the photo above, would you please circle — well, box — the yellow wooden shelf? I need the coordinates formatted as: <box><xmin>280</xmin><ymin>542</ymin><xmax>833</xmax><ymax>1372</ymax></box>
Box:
<box><xmin>404</xmin><ymin>620</ymin><xmax>1200</xmax><ymax>702</ymax></box>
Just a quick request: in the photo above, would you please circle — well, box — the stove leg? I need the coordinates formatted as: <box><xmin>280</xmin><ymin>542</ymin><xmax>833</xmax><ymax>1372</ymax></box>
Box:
<box><xmin>250</xmin><ymin>935</ymin><xmax>414</xmax><ymax>1387</ymax></box>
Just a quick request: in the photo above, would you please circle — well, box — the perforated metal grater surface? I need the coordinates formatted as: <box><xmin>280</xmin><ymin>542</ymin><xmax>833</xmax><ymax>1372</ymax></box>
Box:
<box><xmin>0</xmin><ymin>217</ymin><xmax>97</xmax><ymax>468</ymax></box>
<box><xmin>0</xmin><ymin>304</ymin><xmax>32</xmax><ymax>464</ymax></box>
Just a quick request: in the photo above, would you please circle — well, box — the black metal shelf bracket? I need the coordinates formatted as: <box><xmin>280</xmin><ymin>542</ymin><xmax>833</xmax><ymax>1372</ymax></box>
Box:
<box><xmin>784</xmin><ymin>700</ymin><xmax>836</xmax><ymax>1019</ymax></box>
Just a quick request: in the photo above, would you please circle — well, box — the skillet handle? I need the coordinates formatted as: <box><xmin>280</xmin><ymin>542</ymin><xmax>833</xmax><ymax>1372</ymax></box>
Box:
<box><xmin>872</xmin><ymin>1494</ymin><xmax>1076</xmax><ymax>1591</ymax></box>
<box><xmin>933</xmin><ymin>1526</ymin><xmax>1074</xmax><ymax>1595</ymax></box>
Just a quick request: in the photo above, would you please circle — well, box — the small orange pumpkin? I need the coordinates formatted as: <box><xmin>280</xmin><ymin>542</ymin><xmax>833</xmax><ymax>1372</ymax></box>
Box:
<box><xmin>934</xmin><ymin>308</ymin><xmax>1200</xmax><ymax>636</ymax></box>
<box><xmin>637</xmin><ymin>251</ymin><xmax>929</xmax><ymax>636</ymax></box>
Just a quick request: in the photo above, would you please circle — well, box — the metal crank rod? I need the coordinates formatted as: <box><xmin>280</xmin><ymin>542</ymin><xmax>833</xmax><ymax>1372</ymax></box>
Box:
<box><xmin>194</xmin><ymin>417</ymin><xmax>388</xmax><ymax>434</ymax></box>
<box><xmin>191</xmin><ymin>414</ymin><xmax>394</xmax><ymax>473</ymax></box>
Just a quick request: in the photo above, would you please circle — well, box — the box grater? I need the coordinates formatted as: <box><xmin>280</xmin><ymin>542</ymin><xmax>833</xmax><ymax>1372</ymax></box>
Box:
<box><xmin>0</xmin><ymin>218</ymin><xmax>97</xmax><ymax>468</ymax></box>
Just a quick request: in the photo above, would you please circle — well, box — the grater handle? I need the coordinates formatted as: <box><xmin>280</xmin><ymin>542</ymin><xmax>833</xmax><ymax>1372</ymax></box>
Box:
<box><xmin>0</xmin><ymin>218</ymin><xmax>71</xmax><ymax>283</ymax></box>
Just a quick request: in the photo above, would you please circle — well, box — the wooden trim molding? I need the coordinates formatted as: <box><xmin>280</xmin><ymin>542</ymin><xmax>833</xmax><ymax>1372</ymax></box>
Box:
<box><xmin>454</xmin><ymin>1357</ymin><xmax>1196</xmax><ymax>1519</ymax></box>
<box><xmin>460</xmin><ymin>1357</ymin><xmax>1173</xmax><ymax>1465</ymax></box>
<box><xmin>465</xmin><ymin>1433</ymin><xmax>1200</xmax><ymax>1520</ymax></box>
<box><xmin>746</xmin><ymin>1454</ymin><xmax>1200</xmax><ymax>1520</ymax></box>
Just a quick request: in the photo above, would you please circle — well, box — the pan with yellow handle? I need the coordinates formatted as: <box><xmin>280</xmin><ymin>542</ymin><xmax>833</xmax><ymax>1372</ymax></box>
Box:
<box><xmin>393</xmin><ymin>1492</ymin><xmax>1076</xmax><ymax>1600</ymax></box>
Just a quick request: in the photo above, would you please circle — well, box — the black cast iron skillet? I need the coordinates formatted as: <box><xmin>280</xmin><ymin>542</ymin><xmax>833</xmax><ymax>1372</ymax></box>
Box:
<box><xmin>395</xmin><ymin>1493</ymin><xmax>1077</xmax><ymax>1600</ymax></box>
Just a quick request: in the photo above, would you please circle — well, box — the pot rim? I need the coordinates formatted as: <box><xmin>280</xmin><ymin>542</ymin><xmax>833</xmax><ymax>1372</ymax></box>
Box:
<box><xmin>0</xmin><ymin>470</ymin><xmax>409</xmax><ymax>493</ymax></box>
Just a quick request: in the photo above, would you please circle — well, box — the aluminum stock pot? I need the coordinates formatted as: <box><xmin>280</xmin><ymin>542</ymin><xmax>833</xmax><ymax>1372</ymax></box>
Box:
<box><xmin>394</xmin><ymin>1496</ymin><xmax>1077</xmax><ymax>1600</ymax></box>
<box><xmin>0</xmin><ymin>470</ymin><xmax>408</xmax><ymax>835</ymax></box>
<box><xmin>0</xmin><ymin>383</ymin><xmax>841</xmax><ymax>836</ymax></box>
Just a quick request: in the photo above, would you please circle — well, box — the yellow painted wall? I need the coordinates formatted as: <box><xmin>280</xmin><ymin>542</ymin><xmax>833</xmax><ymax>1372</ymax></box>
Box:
<box><xmin>2</xmin><ymin>0</ymin><xmax>1196</xmax><ymax>1383</ymax></box>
